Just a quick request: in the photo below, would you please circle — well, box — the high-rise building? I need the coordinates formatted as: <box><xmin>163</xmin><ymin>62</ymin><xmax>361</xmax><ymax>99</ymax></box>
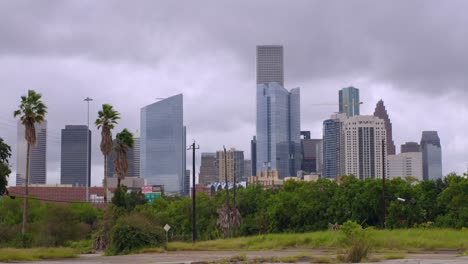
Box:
<box><xmin>16</xmin><ymin>121</ymin><xmax>47</xmax><ymax>186</ymax></box>
<box><xmin>256</xmin><ymin>45</ymin><xmax>284</xmax><ymax>86</ymax></box>
<box><xmin>199</xmin><ymin>153</ymin><xmax>218</xmax><ymax>185</ymax></box>
<box><xmin>322</xmin><ymin>113</ymin><xmax>347</xmax><ymax>178</ymax></box>
<box><xmin>339</xmin><ymin>87</ymin><xmax>360</xmax><ymax>117</ymax></box>
<box><xmin>256</xmin><ymin>82</ymin><xmax>300</xmax><ymax>178</ymax></box>
<box><xmin>243</xmin><ymin>159</ymin><xmax>252</xmax><ymax>180</ymax></box>
<box><xmin>388</xmin><ymin>152</ymin><xmax>423</xmax><ymax>180</ymax></box>
<box><xmin>300</xmin><ymin>131</ymin><xmax>322</xmax><ymax>174</ymax></box>
<box><xmin>217</xmin><ymin>148</ymin><xmax>244</xmax><ymax>183</ymax></box>
<box><xmin>374</xmin><ymin>100</ymin><xmax>396</xmax><ymax>155</ymax></box>
<box><xmin>140</xmin><ymin>94</ymin><xmax>186</xmax><ymax>194</ymax></box>
<box><xmin>60</xmin><ymin>125</ymin><xmax>91</xmax><ymax>186</ymax></box>
<box><xmin>344</xmin><ymin>115</ymin><xmax>387</xmax><ymax>179</ymax></box>
<box><xmin>107</xmin><ymin>136</ymin><xmax>140</xmax><ymax>178</ymax></box>
<box><xmin>420</xmin><ymin>131</ymin><xmax>442</xmax><ymax>181</ymax></box>
<box><xmin>184</xmin><ymin>170</ymin><xmax>190</xmax><ymax>196</ymax></box>
<box><xmin>401</xmin><ymin>142</ymin><xmax>420</xmax><ymax>153</ymax></box>
<box><xmin>251</xmin><ymin>136</ymin><xmax>257</xmax><ymax>176</ymax></box>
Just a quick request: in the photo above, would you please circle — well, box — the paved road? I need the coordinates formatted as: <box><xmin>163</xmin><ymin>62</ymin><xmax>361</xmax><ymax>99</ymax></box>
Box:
<box><xmin>9</xmin><ymin>250</ymin><xmax>468</xmax><ymax>264</ymax></box>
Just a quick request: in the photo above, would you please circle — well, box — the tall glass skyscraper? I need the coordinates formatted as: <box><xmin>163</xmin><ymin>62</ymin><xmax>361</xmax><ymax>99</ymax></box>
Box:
<box><xmin>256</xmin><ymin>82</ymin><xmax>300</xmax><ymax>178</ymax></box>
<box><xmin>256</xmin><ymin>45</ymin><xmax>284</xmax><ymax>86</ymax></box>
<box><xmin>420</xmin><ymin>131</ymin><xmax>442</xmax><ymax>181</ymax></box>
<box><xmin>60</xmin><ymin>125</ymin><xmax>91</xmax><ymax>186</ymax></box>
<box><xmin>339</xmin><ymin>86</ymin><xmax>360</xmax><ymax>117</ymax></box>
<box><xmin>16</xmin><ymin>120</ymin><xmax>47</xmax><ymax>186</ymax></box>
<box><xmin>140</xmin><ymin>94</ymin><xmax>186</xmax><ymax>194</ymax></box>
<box><xmin>322</xmin><ymin>113</ymin><xmax>347</xmax><ymax>179</ymax></box>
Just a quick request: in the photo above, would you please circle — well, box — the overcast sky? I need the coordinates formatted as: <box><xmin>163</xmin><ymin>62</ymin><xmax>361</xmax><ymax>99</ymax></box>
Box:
<box><xmin>1</xmin><ymin>0</ymin><xmax>467</xmax><ymax>186</ymax></box>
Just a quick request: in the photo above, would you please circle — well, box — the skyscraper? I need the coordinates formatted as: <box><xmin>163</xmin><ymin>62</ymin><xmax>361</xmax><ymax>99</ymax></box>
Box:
<box><xmin>16</xmin><ymin>121</ymin><xmax>47</xmax><ymax>186</ymax></box>
<box><xmin>420</xmin><ymin>131</ymin><xmax>442</xmax><ymax>181</ymax></box>
<box><xmin>199</xmin><ymin>152</ymin><xmax>218</xmax><ymax>185</ymax></box>
<box><xmin>140</xmin><ymin>94</ymin><xmax>186</xmax><ymax>194</ymax></box>
<box><xmin>184</xmin><ymin>170</ymin><xmax>190</xmax><ymax>196</ymax></box>
<box><xmin>243</xmin><ymin>159</ymin><xmax>252</xmax><ymax>180</ymax></box>
<box><xmin>344</xmin><ymin>115</ymin><xmax>387</xmax><ymax>179</ymax></box>
<box><xmin>60</xmin><ymin>125</ymin><xmax>91</xmax><ymax>186</ymax></box>
<box><xmin>388</xmin><ymin>152</ymin><xmax>423</xmax><ymax>180</ymax></box>
<box><xmin>107</xmin><ymin>136</ymin><xmax>140</xmax><ymax>178</ymax></box>
<box><xmin>322</xmin><ymin>113</ymin><xmax>347</xmax><ymax>179</ymax></box>
<box><xmin>401</xmin><ymin>142</ymin><xmax>420</xmax><ymax>153</ymax></box>
<box><xmin>339</xmin><ymin>87</ymin><xmax>360</xmax><ymax>117</ymax></box>
<box><xmin>251</xmin><ymin>136</ymin><xmax>257</xmax><ymax>176</ymax></box>
<box><xmin>256</xmin><ymin>82</ymin><xmax>300</xmax><ymax>178</ymax></box>
<box><xmin>300</xmin><ymin>131</ymin><xmax>322</xmax><ymax>174</ymax></box>
<box><xmin>374</xmin><ymin>100</ymin><xmax>396</xmax><ymax>155</ymax></box>
<box><xmin>217</xmin><ymin>148</ymin><xmax>244</xmax><ymax>183</ymax></box>
<box><xmin>256</xmin><ymin>45</ymin><xmax>284</xmax><ymax>86</ymax></box>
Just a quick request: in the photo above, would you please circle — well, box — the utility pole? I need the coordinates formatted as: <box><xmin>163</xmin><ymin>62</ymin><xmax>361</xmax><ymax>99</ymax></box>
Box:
<box><xmin>382</xmin><ymin>138</ymin><xmax>386</xmax><ymax>229</ymax></box>
<box><xmin>187</xmin><ymin>141</ymin><xmax>199</xmax><ymax>243</ymax></box>
<box><xmin>223</xmin><ymin>146</ymin><xmax>231</xmax><ymax>238</ymax></box>
<box><xmin>84</xmin><ymin>97</ymin><xmax>93</xmax><ymax>202</ymax></box>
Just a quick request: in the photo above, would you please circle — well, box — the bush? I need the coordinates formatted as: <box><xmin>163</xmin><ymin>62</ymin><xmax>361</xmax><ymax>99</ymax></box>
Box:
<box><xmin>340</xmin><ymin>221</ymin><xmax>370</xmax><ymax>263</ymax></box>
<box><xmin>106</xmin><ymin>213</ymin><xmax>165</xmax><ymax>255</ymax></box>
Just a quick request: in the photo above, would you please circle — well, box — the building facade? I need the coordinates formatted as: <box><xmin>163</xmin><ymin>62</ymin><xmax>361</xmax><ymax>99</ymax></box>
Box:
<box><xmin>256</xmin><ymin>45</ymin><xmax>284</xmax><ymax>86</ymax></box>
<box><xmin>420</xmin><ymin>131</ymin><xmax>443</xmax><ymax>181</ymax></box>
<box><xmin>140</xmin><ymin>94</ymin><xmax>186</xmax><ymax>194</ymax></box>
<box><xmin>322</xmin><ymin>113</ymin><xmax>347</xmax><ymax>178</ymax></box>
<box><xmin>243</xmin><ymin>159</ymin><xmax>252</xmax><ymax>180</ymax></box>
<box><xmin>184</xmin><ymin>170</ymin><xmax>190</xmax><ymax>196</ymax></box>
<box><xmin>217</xmin><ymin>148</ymin><xmax>244</xmax><ymax>183</ymax></box>
<box><xmin>401</xmin><ymin>142</ymin><xmax>421</xmax><ymax>153</ymax></box>
<box><xmin>251</xmin><ymin>136</ymin><xmax>257</xmax><ymax>176</ymax></box>
<box><xmin>199</xmin><ymin>153</ymin><xmax>218</xmax><ymax>185</ymax></box>
<box><xmin>374</xmin><ymin>100</ymin><xmax>396</xmax><ymax>155</ymax></box>
<box><xmin>16</xmin><ymin>120</ymin><xmax>47</xmax><ymax>186</ymax></box>
<box><xmin>339</xmin><ymin>86</ymin><xmax>360</xmax><ymax>117</ymax></box>
<box><xmin>60</xmin><ymin>125</ymin><xmax>91</xmax><ymax>186</ymax></box>
<box><xmin>344</xmin><ymin>115</ymin><xmax>387</xmax><ymax>179</ymax></box>
<box><xmin>387</xmin><ymin>152</ymin><xmax>423</xmax><ymax>180</ymax></box>
<box><xmin>256</xmin><ymin>82</ymin><xmax>300</xmax><ymax>178</ymax></box>
<box><xmin>301</xmin><ymin>137</ymin><xmax>323</xmax><ymax>174</ymax></box>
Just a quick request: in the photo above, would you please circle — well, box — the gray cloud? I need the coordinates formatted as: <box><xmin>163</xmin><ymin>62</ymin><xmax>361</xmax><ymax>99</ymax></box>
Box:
<box><xmin>1</xmin><ymin>1</ymin><xmax>467</xmax><ymax>186</ymax></box>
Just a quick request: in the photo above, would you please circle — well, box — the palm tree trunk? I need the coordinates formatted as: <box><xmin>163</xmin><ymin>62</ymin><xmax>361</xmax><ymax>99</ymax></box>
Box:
<box><xmin>117</xmin><ymin>178</ymin><xmax>121</xmax><ymax>190</ymax></box>
<box><xmin>104</xmin><ymin>155</ymin><xmax>107</xmax><ymax>203</ymax></box>
<box><xmin>21</xmin><ymin>143</ymin><xmax>30</xmax><ymax>237</ymax></box>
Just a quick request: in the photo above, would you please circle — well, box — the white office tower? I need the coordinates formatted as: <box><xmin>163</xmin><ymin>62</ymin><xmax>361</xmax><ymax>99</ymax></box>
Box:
<box><xmin>344</xmin><ymin>116</ymin><xmax>387</xmax><ymax>179</ymax></box>
<box><xmin>387</xmin><ymin>152</ymin><xmax>423</xmax><ymax>180</ymax></box>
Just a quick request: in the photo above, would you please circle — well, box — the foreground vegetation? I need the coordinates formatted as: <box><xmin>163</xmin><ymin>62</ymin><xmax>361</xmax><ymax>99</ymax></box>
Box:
<box><xmin>167</xmin><ymin>228</ymin><xmax>468</xmax><ymax>251</ymax></box>
<box><xmin>0</xmin><ymin>247</ymin><xmax>78</xmax><ymax>262</ymax></box>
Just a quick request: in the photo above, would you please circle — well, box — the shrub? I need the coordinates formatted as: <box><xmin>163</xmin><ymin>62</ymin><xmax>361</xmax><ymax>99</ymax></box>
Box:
<box><xmin>340</xmin><ymin>221</ymin><xmax>370</xmax><ymax>263</ymax></box>
<box><xmin>106</xmin><ymin>213</ymin><xmax>165</xmax><ymax>255</ymax></box>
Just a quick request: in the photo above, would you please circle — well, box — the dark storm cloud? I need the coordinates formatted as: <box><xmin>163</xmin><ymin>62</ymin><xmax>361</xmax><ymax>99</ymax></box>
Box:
<box><xmin>1</xmin><ymin>0</ymin><xmax>467</xmax><ymax>185</ymax></box>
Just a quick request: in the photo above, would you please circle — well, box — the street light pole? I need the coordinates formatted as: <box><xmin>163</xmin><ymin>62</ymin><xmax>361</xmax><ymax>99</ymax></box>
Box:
<box><xmin>84</xmin><ymin>97</ymin><xmax>93</xmax><ymax>202</ymax></box>
<box><xmin>382</xmin><ymin>138</ymin><xmax>387</xmax><ymax>229</ymax></box>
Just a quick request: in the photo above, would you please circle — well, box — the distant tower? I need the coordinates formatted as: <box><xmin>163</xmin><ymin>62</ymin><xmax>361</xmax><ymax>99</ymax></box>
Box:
<box><xmin>251</xmin><ymin>136</ymin><xmax>257</xmax><ymax>176</ymax></box>
<box><xmin>256</xmin><ymin>45</ymin><xmax>284</xmax><ymax>86</ymax></box>
<box><xmin>16</xmin><ymin>121</ymin><xmax>47</xmax><ymax>186</ymax></box>
<box><xmin>140</xmin><ymin>94</ymin><xmax>186</xmax><ymax>194</ymax></box>
<box><xmin>420</xmin><ymin>131</ymin><xmax>442</xmax><ymax>180</ymax></box>
<box><xmin>401</xmin><ymin>142</ymin><xmax>420</xmax><ymax>153</ymax></box>
<box><xmin>199</xmin><ymin>153</ymin><xmax>218</xmax><ymax>185</ymax></box>
<box><xmin>339</xmin><ymin>87</ymin><xmax>360</xmax><ymax>117</ymax></box>
<box><xmin>322</xmin><ymin>113</ymin><xmax>347</xmax><ymax>178</ymax></box>
<box><xmin>60</xmin><ymin>125</ymin><xmax>91</xmax><ymax>186</ymax></box>
<box><xmin>344</xmin><ymin>116</ymin><xmax>387</xmax><ymax>180</ymax></box>
<box><xmin>374</xmin><ymin>100</ymin><xmax>396</xmax><ymax>155</ymax></box>
<box><xmin>217</xmin><ymin>148</ymin><xmax>244</xmax><ymax>183</ymax></box>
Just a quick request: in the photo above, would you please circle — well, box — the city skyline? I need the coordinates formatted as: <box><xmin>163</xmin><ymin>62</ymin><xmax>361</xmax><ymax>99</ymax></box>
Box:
<box><xmin>1</xmin><ymin>1</ymin><xmax>467</xmax><ymax>186</ymax></box>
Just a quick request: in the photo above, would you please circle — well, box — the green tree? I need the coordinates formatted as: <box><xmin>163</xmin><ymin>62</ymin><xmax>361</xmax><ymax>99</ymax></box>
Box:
<box><xmin>113</xmin><ymin>129</ymin><xmax>134</xmax><ymax>189</ymax></box>
<box><xmin>0</xmin><ymin>137</ymin><xmax>12</xmax><ymax>197</ymax></box>
<box><xmin>13</xmin><ymin>90</ymin><xmax>48</xmax><ymax>237</ymax></box>
<box><xmin>95</xmin><ymin>104</ymin><xmax>120</xmax><ymax>202</ymax></box>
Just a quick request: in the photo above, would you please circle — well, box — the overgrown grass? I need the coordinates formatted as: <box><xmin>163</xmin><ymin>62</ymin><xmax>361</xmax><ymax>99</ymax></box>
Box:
<box><xmin>167</xmin><ymin>228</ymin><xmax>468</xmax><ymax>251</ymax></box>
<box><xmin>0</xmin><ymin>247</ymin><xmax>78</xmax><ymax>262</ymax></box>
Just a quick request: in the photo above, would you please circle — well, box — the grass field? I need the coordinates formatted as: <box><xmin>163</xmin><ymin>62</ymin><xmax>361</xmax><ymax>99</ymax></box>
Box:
<box><xmin>167</xmin><ymin>228</ymin><xmax>468</xmax><ymax>251</ymax></box>
<box><xmin>0</xmin><ymin>247</ymin><xmax>78</xmax><ymax>262</ymax></box>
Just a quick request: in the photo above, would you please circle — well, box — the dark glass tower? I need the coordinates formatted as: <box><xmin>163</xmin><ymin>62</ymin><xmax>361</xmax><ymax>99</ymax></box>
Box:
<box><xmin>401</xmin><ymin>142</ymin><xmax>420</xmax><ymax>153</ymax></box>
<box><xmin>339</xmin><ymin>87</ymin><xmax>360</xmax><ymax>117</ymax></box>
<box><xmin>420</xmin><ymin>131</ymin><xmax>442</xmax><ymax>181</ymax></box>
<box><xmin>373</xmin><ymin>100</ymin><xmax>396</xmax><ymax>155</ymax></box>
<box><xmin>60</xmin><ymin>125</ymin><xmax>91</xmax><ymax>186</ymax></box>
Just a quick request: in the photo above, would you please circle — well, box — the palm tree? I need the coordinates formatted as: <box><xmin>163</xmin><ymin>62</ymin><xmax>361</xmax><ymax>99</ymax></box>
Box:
<box><xmin>13</xmin><ymin>90</ymin><xmax>47</xmax><ymax>237</ymax></box>
<box><xmin>114</xmin><ymin>129</ymin><xmax>134</xmax><ymax>189</ymax></box>
<box><xmin>95</xmin><ymin>104</ymin><xmax>120</xmax><ymax>202</ymax></box>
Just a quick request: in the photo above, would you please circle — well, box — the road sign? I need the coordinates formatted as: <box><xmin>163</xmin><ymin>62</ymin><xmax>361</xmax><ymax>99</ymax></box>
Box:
<box><xmin>164</xmin><ymin>224</ymin><xmax>171</xmax><ymax>232</ymax></box>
